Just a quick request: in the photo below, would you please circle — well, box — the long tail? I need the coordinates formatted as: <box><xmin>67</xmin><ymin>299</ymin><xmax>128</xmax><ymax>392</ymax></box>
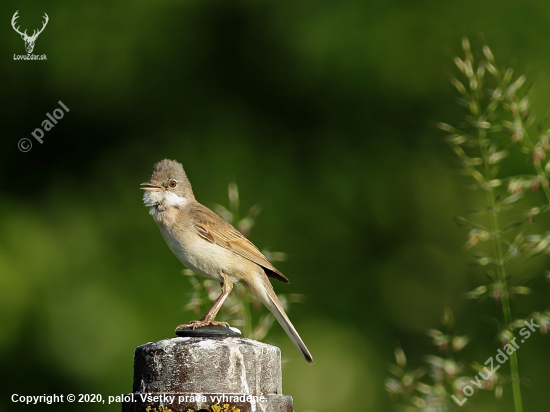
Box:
<box><xmin>247</xmin><ymin>275</ymin><xmax>313</xmax><ymax>364</ymax></box>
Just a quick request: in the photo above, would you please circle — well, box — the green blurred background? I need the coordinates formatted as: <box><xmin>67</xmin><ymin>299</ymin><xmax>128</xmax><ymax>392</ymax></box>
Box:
<box><xmin>2</xmin><ymin>0</ymin><xmax>550</xmax><ymax>411</ymax></box>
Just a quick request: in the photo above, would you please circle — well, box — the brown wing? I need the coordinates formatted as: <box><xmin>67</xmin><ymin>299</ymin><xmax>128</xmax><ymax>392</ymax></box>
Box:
<box><xmin>191</xmin><ymin>203</ymin><xmax>289</xmax><ymax>283</ymax></box>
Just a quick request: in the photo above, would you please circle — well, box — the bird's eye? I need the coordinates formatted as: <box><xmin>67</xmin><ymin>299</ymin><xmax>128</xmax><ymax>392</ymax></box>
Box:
<box><xmin>169</xmin><ymin>180</ymin><xmax>177</xmax><ymax>188</ymax></box>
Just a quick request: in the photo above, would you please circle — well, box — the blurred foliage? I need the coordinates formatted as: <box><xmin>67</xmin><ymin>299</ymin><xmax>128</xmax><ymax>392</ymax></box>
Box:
<box><xmin>430</xmin><ymin>39</ymin><xmax>550</xmax><ymax>412</ymax></box>
<box><xmin>386</xmin><ymin>309</ymin><xmax>474</xmax><ymax>412</ymax></box>
<box><xmin>2</xmin><ymin>0</ymin><xmax>550</xmax><ymax>411</ymax></box>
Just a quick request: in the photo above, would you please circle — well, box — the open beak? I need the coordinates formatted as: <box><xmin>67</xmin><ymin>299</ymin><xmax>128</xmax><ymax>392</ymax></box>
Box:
<box><xmin>140</xmin><ymin>182</ymin><xmax>162</xmax><ymax>191</ymax></box>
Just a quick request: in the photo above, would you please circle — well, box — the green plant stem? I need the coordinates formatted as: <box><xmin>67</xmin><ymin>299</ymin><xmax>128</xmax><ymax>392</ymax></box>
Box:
<box><xmin>478</xmin><ymin>127</ymin><xmax>523</xmax><ymax>412</ymax></box>
<box><xmin>533</xmin><ymin>162</ymin><xmax>550</xmax><ymax>202</ymax></box>
<box><xmin>488</xmin><ymin>193</ymin><xmax>522</xmax><ymax>412</ymax></box>
<box><xmin>241</xmin><ymin>290</ymin><xmax>252</xmax><ymax>338</ymax></box>
<box><xmin>506</xmin><ymin>103</ymin><xmax>549</xmax><ymax>412</ymax></box>
<box><xmin>516</xmin><ymin>122</ymin><xmax>550</xmax><ymax>203</ymax></box>
<box><xmin>497</xmin><ymin>75</ymin><xmax>550</xmax><ymax>204</ymax></box>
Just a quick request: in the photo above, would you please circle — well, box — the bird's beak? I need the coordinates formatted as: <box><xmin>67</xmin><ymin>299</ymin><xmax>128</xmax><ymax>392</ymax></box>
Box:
<box><xmin>140</xmin><ymin>182</ymin><xmax>162</xmax><ymax>191</ymax></box>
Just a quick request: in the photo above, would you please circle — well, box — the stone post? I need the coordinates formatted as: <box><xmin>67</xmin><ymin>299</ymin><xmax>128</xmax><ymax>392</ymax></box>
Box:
<box><xmin>121</xmin><ymin>336</ymin><xmax>293</xmax><ymax>412</ymax></box>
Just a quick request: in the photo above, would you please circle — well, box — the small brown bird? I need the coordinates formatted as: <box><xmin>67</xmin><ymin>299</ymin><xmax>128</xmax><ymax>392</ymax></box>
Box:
<box><xmin>141</xmin><ymin>159</ymin><xmax>313</xmax><ymax>364</ymax></box>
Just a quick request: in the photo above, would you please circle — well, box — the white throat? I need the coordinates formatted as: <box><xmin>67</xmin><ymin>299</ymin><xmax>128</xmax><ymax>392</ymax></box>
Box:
<box><xmin>163</xmin><ymin>192</ymin><xmax>188</xmax><ymax>207</ymax></box>
<box><xmin>143</xmin><ymin>190</ymin><xmax>188</xmax><ymax>214</ymax></box>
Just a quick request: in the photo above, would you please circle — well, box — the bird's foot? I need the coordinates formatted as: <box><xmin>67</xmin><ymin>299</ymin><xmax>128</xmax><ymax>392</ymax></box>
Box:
<box><xmin>175</xmin><ymin>319</ymin><xmax>230</xmax><ymax>331</ymax></box>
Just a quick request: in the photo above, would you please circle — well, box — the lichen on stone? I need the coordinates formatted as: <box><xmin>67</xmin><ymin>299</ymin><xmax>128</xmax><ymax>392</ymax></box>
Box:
<box><xmin>211</xmin><ymin>403</ymin><xmax>240</xmax><ymax>412</ymax></box>
<box><xmin>145</xmin><ymin>406</ymin><xmax>175</xmax><ymax>412</ymax></box>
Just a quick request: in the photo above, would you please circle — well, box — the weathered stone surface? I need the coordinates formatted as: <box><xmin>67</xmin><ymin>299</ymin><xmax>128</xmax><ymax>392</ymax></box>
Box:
<box><xmin>122</xmin><ymin>337</ymin><xmax>293</xmax><ymax>412</ymax></box>
<box><xmin>132</xmin><ymin>337</ymin><xmax>282</xmax><ymax>394</ymax></box>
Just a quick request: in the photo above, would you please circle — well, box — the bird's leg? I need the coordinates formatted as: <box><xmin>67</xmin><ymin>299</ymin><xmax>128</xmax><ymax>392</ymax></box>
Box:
<box><xmin>176</xmin><ymin>274</ymin><xmax>233</xmax><ymax>330</ymax></box>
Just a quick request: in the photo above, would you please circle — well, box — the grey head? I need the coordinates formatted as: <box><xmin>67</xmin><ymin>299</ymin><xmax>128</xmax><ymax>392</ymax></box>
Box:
<box><xmin>141</xmin><ymin>159</ymin><xmax>195</xmax><ymax>208</ymax></box>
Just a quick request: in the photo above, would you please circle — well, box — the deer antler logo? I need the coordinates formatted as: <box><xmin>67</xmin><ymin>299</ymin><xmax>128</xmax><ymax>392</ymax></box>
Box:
<box><xmin>11</xmin><ymin>11</ymin><xmax>49</xmax><ymax>54</ymax></box>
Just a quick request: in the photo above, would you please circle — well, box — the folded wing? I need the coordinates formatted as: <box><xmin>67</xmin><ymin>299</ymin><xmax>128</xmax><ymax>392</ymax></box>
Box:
<box><xmin>191</xmin><ymin>204</ymin><xmax>289</xmax><ymax>283</ymax></box>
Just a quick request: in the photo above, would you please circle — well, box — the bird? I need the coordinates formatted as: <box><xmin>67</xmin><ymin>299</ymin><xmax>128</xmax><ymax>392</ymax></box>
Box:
<box><xmin>141</xmin><ymin>159</ymin><xmax>313</xmax><ymax>364</ymax></box>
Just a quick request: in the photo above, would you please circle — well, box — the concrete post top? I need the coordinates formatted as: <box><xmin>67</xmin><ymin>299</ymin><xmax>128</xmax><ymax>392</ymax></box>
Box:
<box><xmin>133</xmin><ymin>337</ymin><xmax>283</xmax><ymax>395</ymax></box>
<box><xmin>137</xmin><ymin>336</ymin><xmax>279</xmax><ymax>358</ymax></box>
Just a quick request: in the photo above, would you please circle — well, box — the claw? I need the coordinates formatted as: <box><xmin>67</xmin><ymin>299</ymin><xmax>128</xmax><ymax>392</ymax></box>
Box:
<box><xmin>176</xmin><ymin>319</ymin><xmax>230</xmax><ymax>331</ymax></box>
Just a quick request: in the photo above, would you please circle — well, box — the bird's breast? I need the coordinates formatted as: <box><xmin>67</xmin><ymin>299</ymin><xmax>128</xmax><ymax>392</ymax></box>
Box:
<box><xmin>155</xmin><ymin>214</ymin><xmax>253</xmax><ymax>284</ymax></box>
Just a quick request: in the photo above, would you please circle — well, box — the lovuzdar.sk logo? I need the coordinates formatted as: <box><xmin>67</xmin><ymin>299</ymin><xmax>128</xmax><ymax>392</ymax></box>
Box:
<box><xmin>11</xmin><ymin>10</ymin><xmax>48</xmax><ymax>61</ymax></box>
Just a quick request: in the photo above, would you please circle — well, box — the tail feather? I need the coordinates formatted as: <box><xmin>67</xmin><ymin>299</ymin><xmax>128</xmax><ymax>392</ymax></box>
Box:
<box><xmin>263</xmin><ymin>287</ymin><xmax>314</xmax><ymax>364</ymax></box>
